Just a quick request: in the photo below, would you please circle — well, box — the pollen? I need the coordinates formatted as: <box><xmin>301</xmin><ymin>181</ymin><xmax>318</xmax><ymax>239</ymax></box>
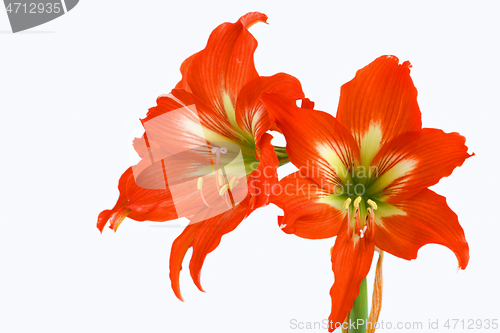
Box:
<box><xmin>229</xmin><ymin>176</ymin><xmax>239</xmax><ymax>191</ymax></box>
<box><xmin>197</xmin><ymin>177</ymin><xmax>203</xmax><ymax>190</ymax></box>
<box><xmin>353</xmin><ymin>196</ymin><xmax>362</xmax><ymax>209</ymax></box>
<box><xmin>218</xmin><ymin>174</ymin><xmax>224</xmax><ymax>186</ymax></box>
<box><xmin>343</xmin><ymin>197</ymin><xmax>352</xmax><ymax>210</ymax></box>
<box><xmin>219</xmin><ymin>184</ymin><xmax>229</xmax><ymax>196</ymax></box>
<box><xmin>367</xmin><ymin>199</ymin><xmax>378</xmax><ymax>210</ymax></box>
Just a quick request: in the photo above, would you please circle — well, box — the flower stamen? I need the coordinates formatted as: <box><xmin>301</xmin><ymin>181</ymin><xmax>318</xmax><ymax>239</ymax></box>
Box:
<box><xmin>367</xmin><ymin>199</ymin><xmax>377</xmax><ymax>210</ymax></box>
<box><xmin>343</xmin><ymin>198</ymin><xmax>352</xmax><ymax>235</ymax></box>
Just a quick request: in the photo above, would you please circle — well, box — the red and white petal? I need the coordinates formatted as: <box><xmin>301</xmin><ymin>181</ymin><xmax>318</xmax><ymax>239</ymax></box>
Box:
<box><xmin>248</xmin><ymin>133</ymin><xmax>279</xmax><ymax>209</ymax></box>
<box><xmin>235</xmin><ymin>73</ymin><xmax>305</xmax><ymax>145</ymax></box>
<box><xmin>143</xmin><ymin>90</ymin><xmax>242</xmax><ymax>154</ymax></box>
<box><xmin>368</xmin><ymin>128</ymin><xmax>473</xmax><ymax>204</ymax></box>
<box><xmin>328</xmin><ymin>229</ymin><xmax>375</xmax><ymax>331</ymax></box>
<box><xmin>271</xmin><ymin>172</ymin><xmax>346</xmax><ymax>239</ymax></box>
<box><xmin>374</xmin><ymin>188</ymin><xmax>469</xmax><ymax>269</ymax></box>
<box><xmin>185</xmin><ymin>13</ymin><xmax>267</xmax><ymax>123</ymax></box>
<box><xmin>262</xmin><ymin>93</ymin><xmax>360</xmax><ymax>191</ymax></box>
<box><xmin>336</xmin><ymin>55</ymin><xmax>422</xmax><ymax>166</ymax></box>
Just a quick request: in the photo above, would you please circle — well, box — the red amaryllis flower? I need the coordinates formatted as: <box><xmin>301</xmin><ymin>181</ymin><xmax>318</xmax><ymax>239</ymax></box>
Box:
<box><xmin>262</xmin><ymin>55</ymin><xmax>472</xmax><ymax>331</ymax></box>
<box><xmin>97</xmin><ymin>12</ymin><xmax>308</xmax><ymax>300</ymax></box>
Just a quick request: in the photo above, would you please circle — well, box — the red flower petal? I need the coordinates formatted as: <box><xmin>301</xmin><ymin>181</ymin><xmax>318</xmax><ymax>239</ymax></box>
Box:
<box><xmin>328</xmin><ymin>229</ymin><xmax>375</xmax><ymax>331</ymax></box>
<box><xmin>169</xmin><ymin>196</ymin><xmax>252</xmax><ymax>299</ymax></box>
<box><xmin>169</xmin><ymin>222</ymin><xmax>202</xmax><ymax>301</ymax></box>
<box><xmin>248</xmin><ymin>133</ymin><xmax>279</xmax><ymax>209</ymax></box>
<box><xmin>97</xmin><ymin>167</ymin><xmax>177</xmax><ymax>232</ymax></box>
<box><xmin>336</xmin><ymin>55</ymin><xmax>422</xmax><ymax>166</ymax></box>
<box><xmin>175</xmin><ymin>53</ymin><xmax>197</xmax><ymax>92</ymax></box>
<box><xmin>185</xmin><ymin>13</ymin><xmax>267</xmax><ymax>123</ymax></box>
<box><xmin>235</xmin><ymin>73</ymin><xmax>305</xmax><ymax>145</ymax></box>
<box><xmin>374</xmin><ymin>188</ymin><xmax>469</xmax><ymax>269</ymax></box>
<box><xmin>262</xmin><ymin>93</ymin><xmax>360</xmax><ymax>191</ymax></box>
<box><xmin>368</xmin><ymin>128</ymin><xmax>473</xmax><ymax>204</ymax></box>
<box><xmin>271</xmin><ymin>172</ymin><xmax>346</xmax><ymax>239</ymax></box>
<box><xmin>238</xmin><ymin>12</ymin><xmax>268</xmax><ymax>29</ymax></box>
<box><xmin>145</xmin><ymin>89</ymin><xmax>242</xmax><ymax>145</ymax></box>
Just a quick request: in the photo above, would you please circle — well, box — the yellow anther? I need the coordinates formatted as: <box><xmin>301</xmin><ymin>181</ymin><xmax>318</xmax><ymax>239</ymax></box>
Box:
<box><xmin>219</xmin><ymin>184</ymin><xmax>229</xmax><ymax>196</ymax></box>
<box><xmin>353</xmin><ymin>196</ymin><xmax>362</xmax><ymax>209</ymax></box>
<box><xmin>229</xmin><ymin>176</ymin><xmax>237</xmax><ymax>190</ymax></box>
<box><xmin>367</xmin><ymin>199</ymin><xmax>378</xmax><ymax>210</ymax></box>
<box><xmin>218</xmin><ymin>174</ymin><xmax>224</xmax><ymax>186</ymax></box>
<box><xmin>197</xmin><ymin>177</ymin><xmax>203</xmax><ymax>190</ymax></box>
<box><xmin>343</xmin><ymin>198</ymin><xmax>352</xmax><ymax>210</ymax></box>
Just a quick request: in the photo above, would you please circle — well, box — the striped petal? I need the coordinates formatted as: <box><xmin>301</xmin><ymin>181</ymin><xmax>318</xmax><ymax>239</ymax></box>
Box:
<box><xmin>235</xmin><ymin>73</ymin><xmax>305</xmax><ymax>145</ymax></box>
<box><xmin>374</xmin><ymin>188</ymin><xmax>469</xmax><ymax>269</ymax></box>
<box><xmin>367</xmin><ymin>128</ymin><xmax>473</xmax><ymax>204</ymax></box>
<box><xmin>328</xmin><ymin>229</ymin><xmax>375</xmax><ymax>331</ymax></box>
<box><xmin>169</xmin><ymin>196</ymin><xmax>252</xmax><ymax>300</ymax></box>
<box><xmin>262</xmin><ymin>93</ymin><xmax>360</xmax><ymax>192</ymax></box>
<box><xmin>185</xmin><ymin>13</ymin><xmax>268</xmax><ymax>125</ymax></box>
<box><xmin>271</xmin><ymin>172</ymin><xmax>346</xmax><ymax>239</ymax></box>
<box><xmin>336</xmin><ymin>55</ymin><xmax>422</xmax><ymax>167</ymax></box>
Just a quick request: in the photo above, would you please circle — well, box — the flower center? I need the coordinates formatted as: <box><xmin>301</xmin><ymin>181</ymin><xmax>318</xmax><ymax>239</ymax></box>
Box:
<box><xmin>196</xmin><ymin>146</ymin><xmax>239</xmax><ymax>210</ymax></box>
<box><xmin>343</xmin><ymin>196</ymin><xmax>378</xmax><ymax>239</ymax></box>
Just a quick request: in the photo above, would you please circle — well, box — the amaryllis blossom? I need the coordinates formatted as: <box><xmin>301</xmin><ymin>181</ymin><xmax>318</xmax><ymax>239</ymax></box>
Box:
<box><xmin>262</xmin><ymin>55</ymin><xmax>472</xmax><ymax>331</ymax></box>
<box><xmin>97</xmin><ymin>12</ymin><xmax>309</xmax><ymax>300</ymax></box>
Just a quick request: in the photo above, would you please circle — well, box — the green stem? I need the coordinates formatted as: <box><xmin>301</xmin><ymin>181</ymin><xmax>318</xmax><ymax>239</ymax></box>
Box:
<box><xmin>274</xmin><ymin>146</ymin><xmax>290</xmax><ymax>166</ymax></box>
<box><xmin>349</xmin><ymin>278</ymin><xmax>368</xmax><ymax>333</ymax></box>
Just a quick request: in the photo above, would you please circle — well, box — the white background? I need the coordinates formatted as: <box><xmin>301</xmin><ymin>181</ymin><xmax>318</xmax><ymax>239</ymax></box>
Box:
<box><xmin>1</xmin><ymin>1</ymin><xmax>499</xmax><ymax>332</ymax></box>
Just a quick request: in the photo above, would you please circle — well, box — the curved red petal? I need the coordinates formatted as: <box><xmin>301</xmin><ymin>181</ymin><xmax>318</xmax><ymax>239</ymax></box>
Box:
<box><xmin>97</xmin><ymin>167</ymin><xmax>178</xmax><ymax>232</ymax></box>
<box><xmin>337</xmin><ymin>55</ymin><xmax>422</xmax><ymax>166</ymax></box>
<box><xmin>374</xmin><ymin>188</ymin><xmax>469</xmax><ymax>269</ymax></box>
<box><xmin>174</xmin><ymin>11</ymin><xmax>267</xmax><ymax>93</ymax></box>
<box><xmin>235</xmin><ymin>73</ymin><xmax>305</xmax><ymax>144</ymax></box>
<box><xmin>175</xmin><ymin>53</ymin><xmax>197</xmax><ymax>92</ymax></box>
<box><xmin>239</xmin><ymin>12</ymin><xmax>268</xmax><ymax>29</ymax></box>
<box><xmin>368</xmin><ymin>128</ymin><xmax>473</xmax><ymax>203</ymax></box>
<box><xmin>300</xmin><ymin>98</ymin><xmax>315</xmax><ymax>109</ymax></box>
<box><xmin>169</xmin><ymin>223</ymin><xmax>202</xmax><ymax>301</ymax></box>
<box><xmin>328</xmin><ymin>229</ymin><xmax>375</xmax><ymax>331</ymax></box>
<box><xmin>185</xmin><ymin>14</ymin><xmax>265</xmax><ymax>122</ymax></box>
<box><xmin>271</xmin><ymin>172</ymin><xmax>345</xmax><ymax>239</ymax></box>
<box><xmin>262</xmin><ymin>93</ymin><xmax>360</xmax><ymax>191</ymax></box>
<box><xmin>188</xmin><ymin>196</ymin><xmax>252</xmax><ymax>292</ymax></box>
